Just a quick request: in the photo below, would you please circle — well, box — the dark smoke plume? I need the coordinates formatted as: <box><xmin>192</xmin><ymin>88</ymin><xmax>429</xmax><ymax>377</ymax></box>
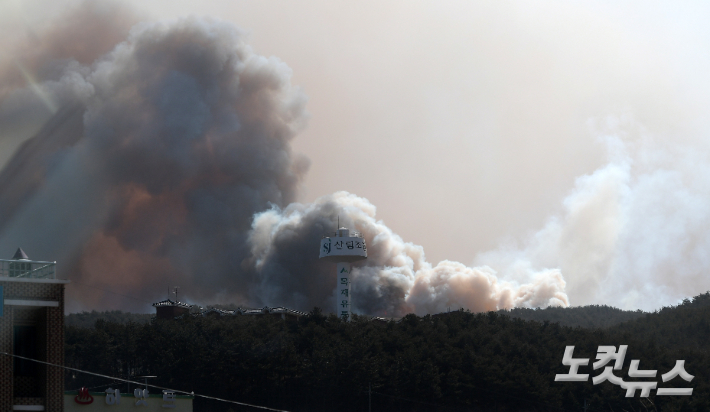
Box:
<box><xmin>0</xmin><ymin>12</ymin><xmax>309</xmax><ymax>311</ymax></box>
<box><xmin>0</xmin><ymin>6</ymin><xmax>567</xmax><ymax>315</ymax></box>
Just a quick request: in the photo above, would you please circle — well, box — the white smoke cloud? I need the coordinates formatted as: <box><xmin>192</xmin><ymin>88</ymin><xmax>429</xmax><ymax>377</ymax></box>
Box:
<box><xmin>248</xmin><ymin>191</ymin><xmax>569</xmax><ymax>316</ymax></box>
<box><xmin>247</xmin><ymin>112</ymin><xmax>710</xmax><ymax>315</ymax></box>
<box><xmin>475</xmin><ymin>115</ymin><xmax>710</xmax><ymax>310</ymax></box>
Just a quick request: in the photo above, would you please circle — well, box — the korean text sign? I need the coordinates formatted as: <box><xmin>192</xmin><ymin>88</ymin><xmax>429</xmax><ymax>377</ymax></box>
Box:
<box><xmin>555</xmin><ymin>345</ymin><xmax>693</xmax><ymax>397</ymax></box>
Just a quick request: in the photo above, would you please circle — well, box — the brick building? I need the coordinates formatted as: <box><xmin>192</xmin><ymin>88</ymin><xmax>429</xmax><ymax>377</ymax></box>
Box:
<box><xmin>0</xmin><ymin>248</ymin><xmax>68</xmax><ymax>412</ymax></box>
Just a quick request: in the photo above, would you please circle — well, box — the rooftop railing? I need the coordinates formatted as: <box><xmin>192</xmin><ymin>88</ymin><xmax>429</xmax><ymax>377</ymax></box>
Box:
<box><xmin>322</xmin><ymin>231</ymin><xmax>364</xmax><ymax>238</ymax></box>
<box><xmin>0</xmin><ymin>259</ymin><xmax>56</xmax><ymax>279</ymax></box>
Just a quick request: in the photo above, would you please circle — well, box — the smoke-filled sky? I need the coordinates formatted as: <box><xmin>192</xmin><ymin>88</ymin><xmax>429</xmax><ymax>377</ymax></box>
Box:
<box><xmin>1</xmin><ymin>0</ymin><xmax>710</xmax><ymax>314</ymax></box>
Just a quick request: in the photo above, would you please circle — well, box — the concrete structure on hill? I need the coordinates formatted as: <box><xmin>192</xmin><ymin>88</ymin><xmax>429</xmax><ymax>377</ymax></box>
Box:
<box><xmin>319</xmin><ymin>226</ymin><xmax>367</xmax><ymax>321</ymax></box>
<box><xmin>0</xmin><ymin>248</ymin><xmax>68</xmax><ymax>412</ymax></box>
<box><xmin>152</xmin><ymin>299</ymin><xmax>193</xmax><ymax>320</ymax></box>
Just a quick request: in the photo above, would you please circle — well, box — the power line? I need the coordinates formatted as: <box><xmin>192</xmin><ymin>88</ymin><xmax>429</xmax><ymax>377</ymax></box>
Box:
<box><xmin>0</xmin><ymin>351</ymin><xmax>289</xmax><ymax>412</ymax></box>
<box><xmin>68</xmin><ymin>381</ymin><xmax>121</xmax><ymax>392</ymax></box>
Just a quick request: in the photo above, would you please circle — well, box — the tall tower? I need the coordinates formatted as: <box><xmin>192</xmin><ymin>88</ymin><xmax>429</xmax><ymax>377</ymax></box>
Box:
<box><xmin>319</xmin><ymin>226</ymin><xmax>367</xmax><ymax>320</ymax></box>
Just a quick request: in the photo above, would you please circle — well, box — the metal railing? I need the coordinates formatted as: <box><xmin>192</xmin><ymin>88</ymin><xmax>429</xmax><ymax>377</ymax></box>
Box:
<box><xmin>323</xmin><ymin>231</ymin><xmax>364</xmax><ymax>238</ymax></box>
<box><xmin>0</xmin><ymin>259</ymin><xmax>56</xmax><ymax>279</ymax></box>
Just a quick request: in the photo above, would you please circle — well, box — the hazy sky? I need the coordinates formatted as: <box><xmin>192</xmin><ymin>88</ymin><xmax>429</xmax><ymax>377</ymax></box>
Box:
<box><xmin>2</xmin><ymin>0</ymin><xmax>710</xmax><ymax>311</ymax></box>
<box><xmin>125</xmin><ymin>0</ymin><xmax>710</xmax><ymax>264</ymax></box>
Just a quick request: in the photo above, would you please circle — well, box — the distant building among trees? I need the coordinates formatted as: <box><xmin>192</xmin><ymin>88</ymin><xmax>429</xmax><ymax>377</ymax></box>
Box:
<box><xmin>152</xmin><ymin>299</ymin><xmax>306</xmax><ymax>321</ymax></box>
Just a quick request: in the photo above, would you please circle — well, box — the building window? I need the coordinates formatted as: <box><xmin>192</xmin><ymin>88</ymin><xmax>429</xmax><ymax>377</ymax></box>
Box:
<box><xmin>9</xmin><ymin>262</ymin><xmax>31</xmax><ymax>277</ymax></box>
<box><xmin>14</xmin><ymin>325</ymin><xmax>38</xmax><ymax>377</ymax></box>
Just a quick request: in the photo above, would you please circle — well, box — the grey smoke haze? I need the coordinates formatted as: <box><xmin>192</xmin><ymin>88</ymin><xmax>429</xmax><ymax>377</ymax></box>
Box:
<box><xmin>477</xmin><ymin>116</ymin><xmax>710</xmax><ymax>310</ymax></box>
<box><xmin>4</xmin><ymin>3</ymin><xmax>710</xmax><ymax>315</ymax></box>
<box><xmin>0</xmin><ymin>6</ymin><xmax>567</xmax><ymax>315</ymax></box>
<box><xmin>0</xmin><ymin>13</ymin><xmax>311</xmax><ymax>312</ymax></box>
<box><xmin>0</xmin><ymin>1</ymin><xmax>139</xmax><ymax>168</ymax></box>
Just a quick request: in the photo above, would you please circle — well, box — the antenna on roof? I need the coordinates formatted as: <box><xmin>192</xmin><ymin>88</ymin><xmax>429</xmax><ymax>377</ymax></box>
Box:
<box><xmin>173</xmin><ymin>286</ymin><xmax>180</xmax><ymax>302</ymax></box>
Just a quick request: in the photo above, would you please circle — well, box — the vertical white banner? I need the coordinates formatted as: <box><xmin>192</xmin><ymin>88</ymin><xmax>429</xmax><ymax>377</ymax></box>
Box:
<box><xmin>337</xmin><ymin>262</ymin><xmax>351</xmax><ymax>321</ymax></box>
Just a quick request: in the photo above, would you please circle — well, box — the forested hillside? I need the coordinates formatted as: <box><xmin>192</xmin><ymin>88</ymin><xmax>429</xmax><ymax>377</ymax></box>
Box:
<box><xmin>65</xmin><ymin>310</ymin><xmax>153</xmax><ymax>328</ymax></box>
<box><xmin>65</xmin><ymin>303</ymin><xmax>710</xmax><ymax>412</ymax></box>
<box><xmin>65</xmin><ymin>302</ymin><xmax>647</xmax><ymax>331</ymax></box>
<box><xmin>501</xmin><ymin>305</ymin><xmax>646</xmax><ymax>329</ymax></box>
<box><xmin>606</xmin><ymin>292</ymin><xmax>710</xmax><ymax>351</ymax></box>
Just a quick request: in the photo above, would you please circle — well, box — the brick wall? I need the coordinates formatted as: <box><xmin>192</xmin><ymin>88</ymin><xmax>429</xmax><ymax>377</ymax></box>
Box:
<box><xmin>0</xmin><ymin>280</ymin><xmax>65</xmax><ymax>412</ymax></box>
<box><xmin>46</xmin><ymin>287</ymin><xmax>64</xmax><ymax>412</ymax></box>
<box><xmin>0</xmin><ymin>303</ymin><xmax>13</xmax><ymax>412</ymax></box>
<box><xmin>3</xmin><ymin>281</ymin><xmax>64</xmax><ymax>301</ymax></box>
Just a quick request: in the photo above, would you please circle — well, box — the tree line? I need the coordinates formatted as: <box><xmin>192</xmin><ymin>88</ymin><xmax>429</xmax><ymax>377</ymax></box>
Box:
<box><xmin>65</xmin><ymin>295</ymin><xmax>710</xmax><ymax>411</ymax></box>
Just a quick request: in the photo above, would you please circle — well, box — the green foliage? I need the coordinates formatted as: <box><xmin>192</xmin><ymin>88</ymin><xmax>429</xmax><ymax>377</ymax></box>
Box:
<box><xmin>606</xmin><ymin>291</ymin><xmax>710</xmax><ymax>351</ymax></box>
<box><xmin>65</xmin><ymin>297</ymin><xmax>710</xmax><ymax>412</ymax></box>
<box><xmin>500</xmin><ymin>305</ymin><xmax>645</xmax><ymax>329</ymax></box>
<box><xmin>65</xmin><ymin>310</ymin><xmax>153</xmax><ymax>328</ymax></box>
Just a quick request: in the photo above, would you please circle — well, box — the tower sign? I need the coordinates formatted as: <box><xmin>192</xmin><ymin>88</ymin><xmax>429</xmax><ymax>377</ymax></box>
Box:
<box><xmin>319</xmin><ymin>227</ymin><xmax>367</xmax><ymax>320</ymax></box>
